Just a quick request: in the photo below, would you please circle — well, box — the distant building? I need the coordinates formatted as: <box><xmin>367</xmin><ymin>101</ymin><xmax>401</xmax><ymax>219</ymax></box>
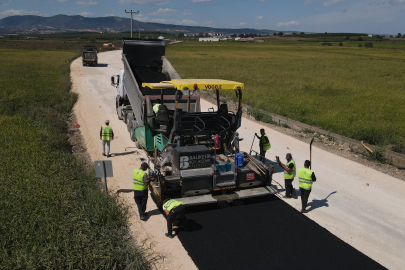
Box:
<box><xmin>199</xmin><ymin>37</ymin><xmax>220</xmax><ymax>42</ymax></box>
<box><xmin>234</xmin><ymin>37</ymin><xmax>241</xmax><ymax>41</ymax></box>
<box><xmin>158</xmin><ymin>36</ymin><xmax>165</xmax><ymax>40</ymax></box>
<box><xmin>368</xmin><ymin>34</ymin><xmax>373</xmax><ymax>37</ymax></box>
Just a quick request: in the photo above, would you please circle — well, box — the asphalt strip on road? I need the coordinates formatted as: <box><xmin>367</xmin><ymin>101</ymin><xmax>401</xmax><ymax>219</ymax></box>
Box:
<box><xmin>175</xmin><ymin>195</ymin><xmax>386</xmax><ymax>270</ymax></box>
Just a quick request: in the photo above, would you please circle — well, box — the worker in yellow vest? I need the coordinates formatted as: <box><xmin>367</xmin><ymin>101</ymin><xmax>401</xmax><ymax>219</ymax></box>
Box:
<box><xmin>133</xmin><ymin>162</ymin><xmax>154</xmax><ymax>220</ymax></box>
<box><xmin>162</xmin><ymin>198</ymin><xmax>188</xmax><ymax>238</ymax></box>
<box><xmin>153</xmin><ymin>99</ymin><xmax>162</xmax><ymax>114</ymax></box>
<box><xmin>255</xmin><ymin>128</ymin><xmax>271</xmax><ymax>162</ymax></box>
<box><xmin>100</xmin><ymin>120</ymin><xmax>114</xmax><ymax>157</ymax></box>
<box><xmin>278</xmin><ymin>153</ymin><xmax>296</xmax><ymax>199</ymax></box>
<box><xmin>298</xmin><ymin>160</ymin><xmax>317</xmax><ymax>213</ymax></box>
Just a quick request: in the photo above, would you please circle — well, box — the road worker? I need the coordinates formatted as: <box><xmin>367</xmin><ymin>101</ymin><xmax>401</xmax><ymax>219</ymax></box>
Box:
<box><xmin>298</xmin><ymin>160</ymin><xmax>317</xmax><ymax>213</ymax></box>
<box><xmin>133</xmin><ymin>162</ymin><xmax>154</xmax><ymax>220</ymax></box>
<box><xmin>153</xmin><ymin>99</ymin><xmax>162</xmax><ymax>114</ymax></box>
<box><xmin>278</xmin><ymin>153</ymin><xmax>296</xmax><ymax>199</ymax></box>
<box><xmin>162</xmin><ymin>198</ymin><xmax>188</xmax><ymax>238</ymax></box>
<box><xmin>255</xmin><ymin>128</ymin><xmax>271</xmax><ymax>162</ymax></box>
<box><xmin>100</xmin><ymin>120</ymin><xmax>114</xmax><ymax>157</ymax></box>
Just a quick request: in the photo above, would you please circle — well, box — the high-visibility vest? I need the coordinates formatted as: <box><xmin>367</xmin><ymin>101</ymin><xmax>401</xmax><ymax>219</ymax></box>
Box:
<box><xmin>101</xmin><ymin>125</ymin><xmax>113</xmax><ymax>141</ymax></box>
<box><xmin>298</xmin><ymin>167</ymin><xmax>314</xmax><ymax>190</ymax></box>
<box><xmin>284</xmin><ymin>159</ymin><xmax>296</xmax><ymax>180</ymax></box>
<box><xmin>133</xmin><ymin>169</ymin><xmax>148</xmax><ymax>191</ymax></box>
<box><xmin>163</xmin><ymin>199</ymin><xmax>184</xmax><ymax>212</ymax></box>
<box><xmin>153</xmin><ymin>104</ymin><xmax>160</xmax><ymax>114</ymax></box>
<box><xmin>261</xmin><ymin>134</ymin><xmax>271</xmax><ymax>151</ymax></box>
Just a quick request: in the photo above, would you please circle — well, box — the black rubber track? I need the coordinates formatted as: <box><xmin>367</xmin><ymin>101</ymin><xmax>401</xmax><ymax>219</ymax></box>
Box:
<box><xmin>176</xmin><ymin>195</ymin><xmax>386</xmax><ymax>270</ymax></box>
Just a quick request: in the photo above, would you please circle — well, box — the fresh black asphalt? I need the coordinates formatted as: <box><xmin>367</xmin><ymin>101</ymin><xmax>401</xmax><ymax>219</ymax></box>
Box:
<box><xmin>176</xmin><ymin>195</ymin><xmax>386</xmax><ymax>270</ymax></box>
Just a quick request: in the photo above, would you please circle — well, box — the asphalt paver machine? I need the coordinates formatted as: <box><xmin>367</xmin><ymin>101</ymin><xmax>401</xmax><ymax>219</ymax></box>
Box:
<box><xmin>111</xmin><ymin>38</ymin><xmax>277</xmax><ymax>206</ymax></box>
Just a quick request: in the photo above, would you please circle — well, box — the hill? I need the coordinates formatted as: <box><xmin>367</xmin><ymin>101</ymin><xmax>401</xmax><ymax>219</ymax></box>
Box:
<box><xmin>0</xmin><ymin>14</ymin><xmax>278</xmax><ymax>35</ymax></box>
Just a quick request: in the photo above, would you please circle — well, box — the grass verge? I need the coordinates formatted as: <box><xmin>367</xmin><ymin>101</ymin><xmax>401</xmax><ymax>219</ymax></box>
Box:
<box><xmin>166</xmin><ymin>41</ymin><xmax>405</xmax><ymax>146</ymax></box>
<box><xmin>0</xmin><ymin>48</ymin><xmax>149</xmax><ymax>269</ymax></box>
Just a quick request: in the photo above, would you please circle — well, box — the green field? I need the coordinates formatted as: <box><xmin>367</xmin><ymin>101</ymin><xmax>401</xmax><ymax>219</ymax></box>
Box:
<box><xmin>166</xmin><ymin>41</ymin><xmax>405</xmax><ymax>146</ymax></box>
<box><xmin>0</xmin><ymin>49</ymin><xmax>149</xmax><ymax>269</ymax></box>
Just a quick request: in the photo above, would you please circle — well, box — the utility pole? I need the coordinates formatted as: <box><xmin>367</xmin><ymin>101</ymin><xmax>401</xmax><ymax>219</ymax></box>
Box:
<box><xmin>125</xmin><ymin>10</ymin><xmax>139</xmax><ymax>38</ymax></box>
<box><xmin>137</xmin><ymin>26</ymin><xmax>143</xmax><ymax>38</ymax></box>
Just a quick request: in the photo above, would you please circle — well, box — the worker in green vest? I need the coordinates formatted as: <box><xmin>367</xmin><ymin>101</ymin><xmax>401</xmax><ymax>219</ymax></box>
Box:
<box><xmin>133</xmin><ymin>162</ymin><xmax>154</xmax><ymax>220</ymax></box>
<box><xmin>154</xmin><ymin>99</ymin><xmax>173</xmax><ymax>119</ymax></box>
<box><xmin>255</xmin><ymin>128</ymin><xmax>271</xmax><ymax>162</ymax></box>
<box><xmin>298</xmin><ymin>160</ymin><xmax>317</xmax><ymax>213</ymax></box>
<box><xmin>278</xmin><ymin>153</ymin><xmax>296</xmax><ymax>199</ymax></box>
<box><xmin>162</xmin><ymin>198</ymin><xmax>188</xmax><ymax>238</ymax></box>
<box><xmin>100</xmin><ymin>120</ymin><xmax>114</xmax><ymax>157</ymax></box>
<box><xmin>153</xmin><ymin>99</ymin><xmax>162</xmax><ymax>114</ymax></box>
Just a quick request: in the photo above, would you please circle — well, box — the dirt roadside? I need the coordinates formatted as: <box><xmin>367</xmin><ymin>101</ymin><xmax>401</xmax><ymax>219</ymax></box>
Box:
<box><xmin>69</xmin><ymin>50</ymin><xmax>405</xmax><ymax>270</ymax></box>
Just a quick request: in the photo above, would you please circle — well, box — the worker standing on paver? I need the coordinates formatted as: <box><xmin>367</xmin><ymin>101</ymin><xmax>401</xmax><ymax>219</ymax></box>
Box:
<box><xmin>133</xmin><ymin>162</ymin><xmax>154</xmax><ymax>220</ymax></box>
<box><xmin>162</xmin><ymin>198</ymin><xmax>188</xmax><ymax>238</ymax></box>
<box><xmin>298</xmin><ymin>160</ymin><xmax>317</xmax><ymax>213</ymax></box>
<box><xmin>100</xmin><ymin>120</ymin><xmax>114</xmax><ymax>157</ymax></box>
<box><xmin>255</xmin><ymin>128</ymin><xmax>271</xmax><ymax>162</ymax></box>
<box><xmin>278</xmin><ymin>153</ymin><xmax>296</xmax><ymax>199</ymax></box>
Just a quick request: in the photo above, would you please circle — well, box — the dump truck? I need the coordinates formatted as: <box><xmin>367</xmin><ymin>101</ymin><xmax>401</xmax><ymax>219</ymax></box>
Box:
<box><xmin>111</xmin><ymin>38</ymin><xmax>276</xmax><ymax>206</ymax></box>
<box><xmin>82</xmin><ymin>46</ymin><xmax>98</xmax><ymax>66</ymax></box>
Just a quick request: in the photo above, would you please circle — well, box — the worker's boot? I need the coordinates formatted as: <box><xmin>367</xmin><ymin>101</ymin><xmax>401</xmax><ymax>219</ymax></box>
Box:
<box><xmin>165</xmin><ymin>233</ymin><xmax>175</xmax><ymax>239</ymax></box>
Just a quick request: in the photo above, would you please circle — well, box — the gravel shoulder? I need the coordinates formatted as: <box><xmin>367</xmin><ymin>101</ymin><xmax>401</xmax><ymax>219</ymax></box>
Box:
<box><xmin>70</xmin><ymin>50</ymin><xmax>405</xmax><ymax>270</ymax></box>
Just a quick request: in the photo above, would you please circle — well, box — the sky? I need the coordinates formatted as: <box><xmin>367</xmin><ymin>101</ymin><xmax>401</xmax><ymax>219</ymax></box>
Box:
<box><xmin>1</xmin><ymin>0</ymin><xmax>405</xmax><ymax>35</ymax></box>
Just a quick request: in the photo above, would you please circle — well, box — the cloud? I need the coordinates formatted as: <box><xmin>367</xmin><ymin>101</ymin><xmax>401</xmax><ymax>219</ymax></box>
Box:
<box><xmin>0</xmin><ymin>0</ymin><xmax>11</xmax><ymax>5</ymax></box>
<box><xmin>239</xmin><ymin>22</ymin><xmax>247</xmax><ymax>25</ymax></box>
<box><xmin>367</xmin><ymin>0</ymin><xmax>405</xmax><ymax>5</ymax></box>
<box><xmin>58</xmin><ymin>0</ymin><xmax>69</xmax><ymax>2</ymax></box>
<box><xmin>256</xmin><ymin>15</ymin><xmax>263</xmax><ymax>20</ymax></box>
<box><xmin>276</xmin><ymin>21</ymin><xmax>300</xmax><ymax>27</ymax></box>
<box><xmin>118</xmin><ymin>0</ymin><xmax>170</xmax><ymax>5</ymax></box>
<box><xmin>79</xmin><ymin>11</ymin><xmax>94</xmax><ymax>16</ymax></box>
<box><xmin>134</xmin><ymin>14</ymin><xmax>149</xmax><ymax>21</ymax></box>
<box><xmin>342</xmin><ymin>8</ymin><xmax>347</xmax><ymax>13</ymax></box>
<box><xmin>322</xmin><ymin>0</ymin><xmax>344</xmax><ymax>7</ymax></box>
<box><xmin>149</xmin><ymin>18</ymin><xmax>198</xmax><ymax>25</ymax></box>
<box><xmin>183</xmin><ymin>12</ymin><xmax>192</xmax><ymax>15</ymax></box>
<box><xmin>105</xmin><ymin>14</ymin><xmax>115</xmax><ymax>16</ymax></box>
<box><xmin>77</xmin><ymin>0</ymin><xmax>98</xmax><ymax>6</ymax></box>
<box><xmin>148</xmin><ymin>8</ymin><xmax>176</xmax><ymax>16</ymax></box>
<box><xmin>304</xmin><ymin>0</ymin><xmax>344</xmax><ymax>6</ymax></box>
<box><xmin>203</xmin><ymin>21</ymin><xmax>214</xmax><ymax>26</ymax></box>
<box><xmin>0</xmin><ymin>9</ymin><xmax>39</xmax><ymax>16</ymax></box>
<box><xmin>191</xmin><ymin>0</ymin><xmax>212</xmax><ymax>2</ymax></box>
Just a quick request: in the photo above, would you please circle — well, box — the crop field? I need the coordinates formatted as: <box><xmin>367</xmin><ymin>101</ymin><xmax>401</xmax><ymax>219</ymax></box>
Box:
<box><xmin>166</xmin><ymin>41</ymin><xmax>405</xmax><ymax>147</ymax></box>
<box><xmin>0</xmin><ymin>49</ymin><xmax>149</xmax><ymax>269</ymax></box>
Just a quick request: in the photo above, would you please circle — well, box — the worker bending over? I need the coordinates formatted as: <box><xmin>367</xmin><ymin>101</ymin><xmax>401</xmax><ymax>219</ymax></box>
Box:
<box><xmin>162</xmin><ymin>198</ymin><xmax>188</xmax><ymax>238</ymax></box>
<box><xmin>278</xmin><ymin>153</ymin><xmax>296</xmax><ymax>199</ymax></box>
<box><xmin>255</xmin><ymin>128</ymin><xmax>271</xmax><ymax>162</ymax></box>
<box><xmin>298</xmin><ymin>160</ymin><xmax>317</xmax><ymax>213</ymax></box>
<box><xmin>133</xmin><ymin>162</ymin><xmax>154</xmax><ymax>220</ymax></box>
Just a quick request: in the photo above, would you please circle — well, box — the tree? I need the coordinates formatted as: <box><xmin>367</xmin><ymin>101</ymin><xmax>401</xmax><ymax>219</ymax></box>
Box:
<box><xmin>357</xmin><ymin>37</ymin><xmax>363</xmax><ymax>41</ymax></box>
<box><xmin>398</xmin><ymin>33</ymin><xmax>402</xmax><ymax>38</ymax></box>
<box><xmin>300</xmin><ymin>32</ymin><xmax>305</xmax><ymax>35</ymax></box>
<box><xmin>178</xmin><ymin>32</ymin><xmax>184</xmax><ymax>39</ymax></box>
<box><xmin>339</xmin><ymin>42</ymin><xmax>343</xmax><ymax>46</ymax></box>
<box><xmin>204</xmin><ymin>33</ymin><xmax>209</xmax><ymax>37</ymax></box>
<box><xmin>278</xmin><ymin>32</ymin><xmax>283</xmax><ymax>37</ymax></box>
<box><xmin>273</xmin><ymin>33</ymin><xmax>277</xmax><ymax>36</ymax></box>
<box><xmin>197</xmin><ymin>33</ymin><xmax>204</xmax><ymax>37</ymax></box>
<box><xmin>364</xmin><ymin>42</ymin><xmax>374</xmax><ymax>48</ymax></box>
<box><xmin>345</xmin><ymin>35</ymin><xmax>350</xmax><ymax>40</ymax></box>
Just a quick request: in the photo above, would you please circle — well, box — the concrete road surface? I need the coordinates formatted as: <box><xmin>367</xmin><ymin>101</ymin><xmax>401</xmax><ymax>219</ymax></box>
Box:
<box><xmin>71</xmin><ymin>50</ymin><xmax>405</xmax><ymax>270</ymax></box>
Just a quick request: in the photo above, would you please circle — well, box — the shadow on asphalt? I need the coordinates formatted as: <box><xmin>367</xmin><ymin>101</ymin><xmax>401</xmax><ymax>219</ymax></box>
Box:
<box><xmin>307</xmin><ymin>191</ymin><xmax>337</xmax><ymax>212</ymax></box>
